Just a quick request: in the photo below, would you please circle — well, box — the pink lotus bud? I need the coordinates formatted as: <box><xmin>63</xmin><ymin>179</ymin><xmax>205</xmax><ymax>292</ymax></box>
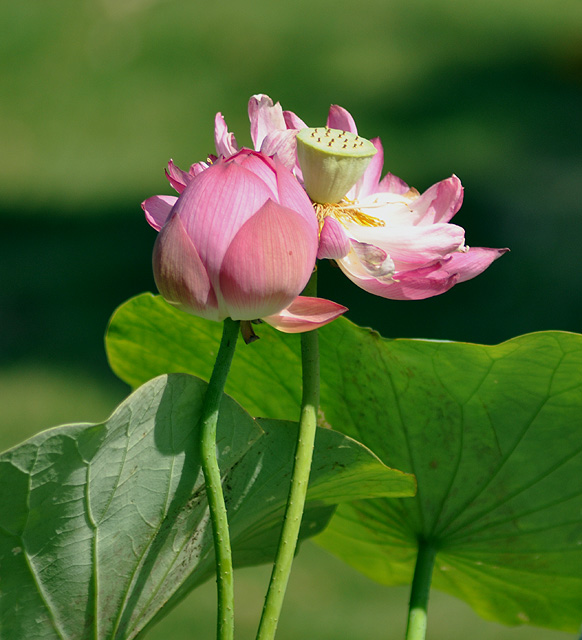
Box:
<box><xmin>147</xmin><ymin>149</ymin><xmax>346</xmax><ymax>332</ymax></box>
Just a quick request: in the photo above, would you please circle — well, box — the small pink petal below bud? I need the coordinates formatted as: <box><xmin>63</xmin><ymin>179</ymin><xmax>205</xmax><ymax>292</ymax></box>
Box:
<box><xmin>263</xmin><ymin>296</ymin><xmax>348</xmax><ymax>333</ymax></box>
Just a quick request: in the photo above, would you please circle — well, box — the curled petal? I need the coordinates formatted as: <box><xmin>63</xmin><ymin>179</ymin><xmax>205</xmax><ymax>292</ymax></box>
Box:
<box><xmin>338</xmin><ymin>261</ymin><xmax>459</xmax><ymax>301</ymax></box>
<box><xmin>214</xmin><ymin>113</ymin><xmax>239</xmax><ymax>158</ymax></box>
<box><xmin>440</xmin><ymin>246</ymin><xmax>509</xmax><ymax>283</ymax></box>
<box><xmin>152</xmin><ymin>212</ymin><xmax>219</xmax><ymax>318</ymax></box>
<box><xmin>142</xmin><ymin>195</ymin><xmax>177</xmax><ymax>231</ymax></box>
<box><xmin>219</xmin><ymin>199</ymin><xmax>317</xmax><ymax>320</ymax></box>
<box><xmin>318</xmin><ymin>217</ymin><xmax>351</xmax><ymax>259</ymax></box>
<box><xmin>376</xmin><ymin>171</ymin><xmax>410</xmax><ymax>195</ymax></box>
<box><xmin>263</xmin><ymin>296</ymin><xmax>348</xmax><ymax>333</ymax></box>
<box><xmin>410</xmin><ymin>175</ymin><xmax>464</xmax><ymax>225</ymax></box>
<box><xmin>260</xmin><ymin>129</ymin><xmax>299</xmax><ymax>171</ymax></box>
<box><xmin>327</xmin><ymin>105</ymin><xmax>358</xmax><ymax>134</ymax></box>
<box><xmin>283</xmin><ymin>110</ymin><xmax>308</xmax><ymax>130</ymax></box>
<box><xmin>248</xmin><ymin>94</ymin><xmax>287</xmax><ymax>150</ymax></box>
<box><xmin>339</xmin><ymin>246</ymin><xmax>507</xmax><ymax>300</ymax></box>
<box><xmin>165</xmin><ymin>160</ymin><xmax>191</xmax><ymax>193</ymax></box>
<box><xmin>189</xmin><ymin>161</ymin><xmax>210</xmax><ymax>177</ymax></box>
<box><xmin>351</xmin><ymin>222</ymin><xmax>466</xmax><ymax>268</ymax></box>
<box><xmin>351</xmin><ymin>137</ymin><xmax>385</xmax><ymax>200</ymax></box>
<box><xmin>351</xmin><ymin>241</ymin><xmax>395</xmax><ymax>277</ymax></box>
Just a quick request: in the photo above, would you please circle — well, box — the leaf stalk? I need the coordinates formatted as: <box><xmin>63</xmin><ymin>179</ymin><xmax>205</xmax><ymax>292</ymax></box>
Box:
<box><xmin>405</xmin><ymin>538</ymin><xmax>437</xmax><ymax>640</ymax></box>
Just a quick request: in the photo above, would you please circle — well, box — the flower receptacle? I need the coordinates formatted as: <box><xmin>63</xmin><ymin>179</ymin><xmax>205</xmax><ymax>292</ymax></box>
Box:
<box><xmin>296</xmin><ymin>127</ymin><xmax>377</xmax><ymax>204</ymax></box>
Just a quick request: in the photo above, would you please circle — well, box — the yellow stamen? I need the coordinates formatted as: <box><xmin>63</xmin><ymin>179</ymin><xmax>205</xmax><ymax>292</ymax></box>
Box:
<box><xmin>313</xmin><ymin>199</ymin><xmax>386</xmax><ymax>232</ymax></box>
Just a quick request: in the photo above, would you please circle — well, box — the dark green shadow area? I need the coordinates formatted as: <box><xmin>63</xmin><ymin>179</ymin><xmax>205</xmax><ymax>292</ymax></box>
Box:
<box><xmin>1</xmin><ymin>203</ymin><xmax>155</xmax><ymax>380</ymax></box>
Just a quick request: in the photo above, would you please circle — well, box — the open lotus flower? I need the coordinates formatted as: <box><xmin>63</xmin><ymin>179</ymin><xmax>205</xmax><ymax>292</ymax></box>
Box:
<box><xmin>245</xmin><ymin>94</ymin><xmax>508</xmax><ymax>301</ymax></box>
<box><xmin>315</xmin><ymin>149</ymin><xmax>509</xmax><ymax>300</ymax></box>
<box><xmin>143</xmin><ymin>149</ymin><xmax>346</xmax><ymax>332</ymax></box>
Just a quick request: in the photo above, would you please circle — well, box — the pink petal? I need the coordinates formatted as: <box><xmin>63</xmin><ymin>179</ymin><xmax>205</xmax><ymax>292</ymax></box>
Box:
<box><xmin>338</xmin><ymin>246</ymin><xmax>507</xmax><ymax>300</ymax></box>
<box><xmin>272</xmin><ymin>155</ymin><xmax>318</xmax><ymax>234</ymax></box>
<box><xmin>338</xmin><ymin>261</ymin><xmax>459</xmax><ymax>301</ymax></box>
<box><xmin>411</xmin><ymin>176</ymin><xmax>464</xmax><ymax>225</ymax></box>
<box><xmin>175</xmin><ymin>158</ymin><xmax>277</xmax><ymax>281</ymax></box>
<box><xmin>229</xmin><ymin>149</ymin><xmax>279</xmax><ymax>201</ymax></box>
<box><xmin>214</xmin><ymin>112</ymin><xmax>239</xmax><ymax>158</ymax></box>
<box><xmin>189</xmin><ymin>161</ymin><xmax>210</xmax><ymax>177</ymax></box>
<box><xmin>248</xmin><ymin>94</ymin><xmax>287</xmax><ymax>150</ymax></box>
<box><xmin>351</xmin><ymin>137</ymin><xmax>384</xmax><ymax>200</ymax></box>
<box><xmin>260</xmin><ymin>129</ymin><xmax>299</xmax><ymax>171</ymax></box>
<box><xmin>326</xmin><ymin>105</ymin><xmax>358</xmax><ymax>134</ymax></box>
<box><xmin>351</xmin><ymin>241</ymin><xmax>394</xmax><ymax>277</ymax></box>
<box><xmin>377</xmin><ymin>171</ymin><xmax>410</xmax><ymax>195</ymax></box>
<box><xmin>263</xmin><ymin>296</ymin><xmax>347</xmax><ymax>333</ymax></box>
<box><xmin>439</xmin><ymin>246</ymin><xmax>509</xmax><ymax>283</ymax></box>
<box><xmin>283</xmin><ymin>110</ymin><xmax>308</xmax><ymax>130</ymax></box>
<box><xmin>352</xmin><ymin>222</ymin><xmax>466</xmax><ymax>268</ymax></box>
<box><xmin>219</xmin><ymin>199</ymin><xmax>317</xmax><ymax>320</ymax></box>
<box><xmin>152</xmin><ymin>212</ymin><xmax>220</xmax><ymax>319</ymax></box>
<box><xmin>166</xmin><ymin>160</ymin><xmax>191</xmax><ymax>193</ymax></box>
<box><xmin>318</xmin><ymin>217</ymin><xmax>351</xmax><ymax>259</ymax></box>
<box><xmin>142</xmin><ymin>195</ymin><xmax>177</xmax><ymax>231</ymax></box>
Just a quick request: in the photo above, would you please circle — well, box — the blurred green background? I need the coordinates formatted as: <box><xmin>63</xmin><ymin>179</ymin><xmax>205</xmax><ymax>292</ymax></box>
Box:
<box><xmin>1</xmin><ymin>0</ymin><xmax>580</xmax><ymax>637</ymax></box>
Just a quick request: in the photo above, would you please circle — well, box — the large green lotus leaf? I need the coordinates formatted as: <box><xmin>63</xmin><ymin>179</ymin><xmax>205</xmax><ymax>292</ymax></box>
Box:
<box><xmin>0</xmin><ymin>373</ymin><xmax>414</xmax><ymax>640</ymax></box>
<box><xmin>314</xmin><ymin>327</ymin><xmax>582</xmax><ymax>633</ymax></box>
<box><xmin>106</xmin><ymin>294</ymin><xmax>582</xmax><ymax>632</ymax></box>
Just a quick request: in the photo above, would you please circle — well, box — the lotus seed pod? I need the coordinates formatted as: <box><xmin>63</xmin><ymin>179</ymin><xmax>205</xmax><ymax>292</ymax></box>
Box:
<box><xmin>296</xmin><ymin>127</ymin><xmax>377</xmax><ymax>204</ymax></box>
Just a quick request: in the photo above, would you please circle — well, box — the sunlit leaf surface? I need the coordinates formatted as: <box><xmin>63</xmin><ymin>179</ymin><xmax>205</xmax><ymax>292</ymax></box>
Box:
<box><xmin>106</xmin><ymin>294</ymin><xmax>582</xmax><ymax>632</ymax></box>
<box><xmin>0</xmin><ymin>372</ymin><xmax>413</xmax><ymax>639</ymax></box>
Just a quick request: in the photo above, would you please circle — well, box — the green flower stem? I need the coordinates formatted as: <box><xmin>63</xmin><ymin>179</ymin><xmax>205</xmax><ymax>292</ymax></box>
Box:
<box><xmin>255</xmin><ymin>272</ymin><xmax>320</xmax><ymax>640</ymax></box>
<box><xmin>405</xmin><ymin>539</ymin><xmax>438</xmax><ymax>640</ymax></box>
<box><xmin>200</xmin><ymin>317</ymin><xmax>240</xmax><ymax>640</ymax></box>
